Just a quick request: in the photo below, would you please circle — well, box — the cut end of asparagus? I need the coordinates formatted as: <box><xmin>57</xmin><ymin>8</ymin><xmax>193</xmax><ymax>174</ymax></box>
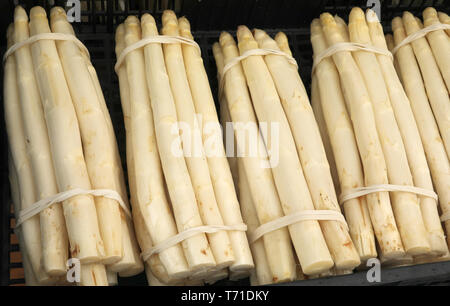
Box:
<box><xmin>14</xmin><ymin>5</ymin><xmax>28</xmax><ymax>22</ymax></box>
<box><xmin>366</xmin><ymin>8</ymin><xmax>379</xmax><ymax>23</ymax></box>
<box><xmin>30</xmin><ymin>6</ymin><xmax>47</xmax><ymax>18</ymax></box>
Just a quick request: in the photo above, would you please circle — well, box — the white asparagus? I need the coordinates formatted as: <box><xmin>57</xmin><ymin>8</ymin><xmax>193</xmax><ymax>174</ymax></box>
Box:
<box><xmin>385</xmin><ymin>34</ymin><xmax>402</xmax><ymax>83</ymax></box>
<box><xmin>4</xmin><ymin>23</ymin><xmax>51</xmax><ymax>284</ymax></box>
<box><xmin>392</xmin><ymin>17</ymin><xmax>450</xmax><ymax>248</ymax></box>
<box><xmin>320</xmin><ymin>13</ymin><xmax>405</xmax><ymax>259</ymax></box>
<box><xmin>237</xmin><ymin>160</ymin><xmax>272</xmax><ymax>285</ymax></box>
<box><xmin>367</xmin><ymin>9</ymin><xmax>447</xmax><ymax>256</ymax></box>
<box><xmin>29</xmin><ymin>6</ymin><xmax>105</xmax><ymax>262</ymax></box>
<box><xmin>438</xmin><ymin>11</ymin><xmax>450</xmax><ymax>36</ymax></box>
<box><xmin>123</xmin><ymin>15</ymin><xmax>214</xmax><ymax>272</ymax></box>
<box><xmin>82</xmin><ymin>53</ymin><xmax>143</xmax><ymax>275</ymax></box>
<box><xmin>423</xmin><ymin>7</ymin><xmax>450</xmax><ymax>92</ymax></box>
<box><xmin>49</xmin><ymin>7</ymin><xmax>122</xmax><ymax>265</ymax></box>
<box><xmin>116</xmin><ymin>22</ymin><xmax>190</xmax><ymax>278</ymax></box>
<box><xmin>13</xmin><ymin>7</ymin><xmax>68</xmax><ymax>276</ymax></box>
<box><xmin>178</xmin><ymin>16</ymin><xmax>254</xmax><ymax>272</ymax></box>
<box><xmin>348</xmin><ymin>8</ymin><xmax>430</xmax><ymax>256</ymax></box>
<box><xmin>253</xmin><ymin>28</ymin><xmax>360</xmax><ymax>269</ymax></box>
<box><xmin>403</xmin><ymin>12</ymin><xmax>450</xmax><ymax>159</ymax></box>
<box><xmin>79</xmin><ymin>263</ymin><xmax>108</xmax><ymax>286</ymax></box>
<box><xmin>310</xmin><ymin>62</ymin><xmax>376</xmax><ymax>260</ymax></box>
<box><xmin>215</xmin><ymin>36</ymin><xmax>299</xmax><ymax>281</ymax></box>
<box><xmin>106</xmin><ymin>269</ymin><xmax>118</xmax><ymax>286</ymax></box>
<box><xmin>161</xmin><ymin>11</ymin><xmax>229</xmax><ymax>269</ymax></box>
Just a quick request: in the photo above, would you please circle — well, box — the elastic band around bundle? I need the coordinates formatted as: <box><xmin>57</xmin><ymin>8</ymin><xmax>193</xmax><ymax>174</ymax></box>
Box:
<box><xmin>3</xmin><ymin>32</ymin><xmax>90</xmax><ymax>64</ymax></box>
<box><xmin>312</xmin><ymin>42</ymin><xmax>393</xmax><ymax>73</ymax></box>
<box><xmin>339</xmin><ymin>184</ymin><xmax>438</xmax><ymax>205</ymax></box>
<box><xmin>391</xmin><ymin>23</ymin><xmax>450</xmax><ymax>55</ymax></box>
<box><xmin>140</xmin><ymin>223</ymin><xmax>247</xmax><ymax>261</ymax></box>
<box><xmin>247</xmin><ymin>209</ymin><xmax>347</xmax><ymax>244</ymax></box>
<box><xmin>114</xmin><ymin>35</ymin><xmax>201</xmax><ymax>72</ymax></box>
<box><xmin>16</xmin><ymin>188</ymin><xmax>131</xmax><ymax>227</ymax></box>
<box><xmin>218</xmin><ymin>48</ymin><xmax>298</xmax><ymax>99</ymax></box>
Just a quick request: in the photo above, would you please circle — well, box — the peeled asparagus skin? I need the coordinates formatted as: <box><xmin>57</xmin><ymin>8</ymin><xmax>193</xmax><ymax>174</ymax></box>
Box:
<box><xmin>423</xmin><ymin>7</ymin><xmax>450</xmax><ymax>92</ymax></box>
<box><xmin>392</xmin><ymin>17</ymin><xmax>450</xmax><ymax>248</ymax></box>
<box><xmin>13</xmin><ymin>7</ymin><xmax>68</xmax><ymax>276</ymax></box>
<box><xmin>367</xmin><ymin>9</ymin><xmax>447</xmax><ymax>256</ymax></box>
<box><xmin>320</xmin><ymin>13</ymin><xmax>405</xmax><ymax>259</ymax></box>
<box><xmin>348</xmin><ymin>8</ymin><xmax>430</xmax><ymax>256</ymax></box>
<box><xmin>29</xmin><ymin>6</ymin><xmax>105</xmax><ymax>262</ymax></box>
<box><xmin>253</xmin><ymin>27</ymin><xmax>360</xmax><ymax>269</ymax></box>
<box><xmin>161</xmin><ymin>11</ymin><xmax>231</xmax><ymax>269</ymax></box>
<box><xmin>236</xmin><ymin>27</ymin><xmax>335</xmax><ymax>275</ymax></box>
<box><xmin>403</xmin><ymin>12</ymin><xmax>450</xmax><ymax>160</ymax></box>
<box><xmin>216</xmin><ymin>34</ymin><xmax>298</xmax><ymax>281</ymax></box>
<box><xmin>178</xmin><ymin>16</ymin><xmax>253</xmax><ymax>272</ymax></box>
<box><xmin>237</xmin><ymin>160</ymin><xmax>272</xmax><ymax>285</ymax></box>
<box><xmin>116</xmin><ymin>23</ymin><xmax>190</xmax><ymax>278</ymax></box>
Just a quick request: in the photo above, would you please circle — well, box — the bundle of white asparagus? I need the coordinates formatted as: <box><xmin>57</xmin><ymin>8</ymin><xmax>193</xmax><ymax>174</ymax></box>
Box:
<box><xmin>308</xmin><ymin>6</ymin><xmax>449</xmax><ymax>267</ymax></box>
<box><xmin>114</xmin><ymin>10</ymin><xmax>253</xmax><ymax>285</ymax></box>
<box><xmin>389</xmin><ymin>7</ymin><xmax>450</xmax><ymax>251</ymax></box>
<box><xmin>4</xmin><ymin>6</ymin><xmax>143</xmax><ymax>286</ymax></box>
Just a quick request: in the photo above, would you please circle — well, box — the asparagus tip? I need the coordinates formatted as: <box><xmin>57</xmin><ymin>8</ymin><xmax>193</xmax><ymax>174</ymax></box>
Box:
<box><xmin>349</xmin><ymin>6</ymin><xmax>365</xmax><ymax>24</ymax></box>
<box><xmin>422</xmin><ymin>7</ymin><xmax>437</xmax><ymax>20</ymax></box>
<box><xmin>366</xmin><ymin>8</ymin><xmax>379</xmax><ymax>23</ymax></box>
<box><xmin>14</xmin><ymin>5</ymin><xmax>28</xmax><ymax>22</ymax></box>
<box><xmin>30</xmin><ymin>6</ymin><xmax>47</xmax><ymax>18</ymax></box>
<box><xmin>162</xmin><ymin>10</ymin><xmax>178</xmax><ymax>25</ymax></box>
<box><xmin>141</xmin><ymin>13</ymin><xmax>155</xmax><ymax>25</ymax></box>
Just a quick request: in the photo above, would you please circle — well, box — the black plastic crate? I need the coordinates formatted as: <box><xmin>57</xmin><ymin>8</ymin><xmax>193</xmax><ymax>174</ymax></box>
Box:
<box><xmin>1</xmin><ymin>0</ymin><xmax>450</xmax><ymax>286</ymax></box>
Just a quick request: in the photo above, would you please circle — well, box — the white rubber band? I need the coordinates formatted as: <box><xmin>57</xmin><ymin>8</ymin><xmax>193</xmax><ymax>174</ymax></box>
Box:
<box><xmin>391</xmin><ymin>23</ymin><xmax>450</xmax><ymax>55</ymax></box>
<box><xmin>312</xmin><ymin>42</ymin><xmax>393</xmax><ymax>73</ymax></box>
<box><xmin>16</xmin><ymin>188</ymin><xmax>131</xmax><ymax>227</ymax></box>
<box><xmin>140</xmin><ymin>223</ymin><xmax>247</xmax><ymax>261</ymax></box>
<box><xmin>441</xmin><ymin>211</ymin><xmax>450</xmax><ymax>223</ymax></box>
<box><xmin>218</xmin><ymin>48</ymin><xmax>298</xmax><ymax>99</ymax></box>
<box><xmin>3</xmin><ymin>32</ymin><xmax>90</xmax><ymax>64</ymax></box>
<box><xmin>114</xmin><ymin>35</ymin><xmax>201</xmax><ymax>72</ymax></box>
<box><xmin>248</xmin><ymin>209</ymin><xmax>347</xmax><ymax>244</ymax></box>
<box><xmin>339</xmin><ymin>184</ymin><xmax>438</xmax><ymax>205</ymax></box>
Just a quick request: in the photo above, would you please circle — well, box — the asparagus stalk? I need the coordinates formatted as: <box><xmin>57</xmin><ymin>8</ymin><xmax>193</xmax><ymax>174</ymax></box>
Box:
<box><xmin>13</xmin><ymin>7</ymin><xmax>68</xmax><ymax>275</ymax></box>
<box><xmin>385</xmin><ymin>34</ymin><xmax>402</xmax><ymax>83</ymax></box>
<box><xmin>309</xmin><ymin>59</ymin><xmax>376</xmax><ymax>260</ymax></box>
<box><xmin>253</xmin><ymin>28</ymin><xmax>360</xmax><ymax>269</ymax></box>
<box><xmin>161</xmin><ymin>11</ymin><xmax>230</xmax><ymax>269</ymax></box>
<box><xmin>402</xmin><ymin>12</ymin><xmax>450</xmax><ymax>159</ymax></box>
<box><xmin>214</xmin><ymin>36</ymin><xmax>299</xmax><ymax>281</ymax></box>
<box><xmin>237</xmin><ymin>160</ymin><xmax>272</xmax><ymax>285</ymax></box>
<box><xmin>320</xmin><ymin>13</ymin><xmax>405</xmax><ymax>259</ymax></box>
<box><xmin>49</xmin><ymin>7</ymin><xmax>122</xmax><ymax>265</ymax></box>
<box><xmin>367</xmin><ymin>9</ymin><xmax>447</xmax><ymax>256</ymax></box>
<box><xmin>79</xmin><ymin>263</ymin><xmax>108</xmax><ymax>286</ymax></box>
<box><xmin>5</xmin><ymin>23</ymin><xmax>53</xmax><ymax>284</ymax></box>
<box><xmin>116</xmin><ymin>23</ymin><xmax>191</xmax><ymax>278</ymax></box>
<box><xmin>437</xmin><ymin>11</ymin><xmax>450</xmax><ymax>36</ymax></box>
<box><xmin>178</xmin><ymin>16</ymin><xmax>254</xmax><ymax>272</ymax></box>
<box><xmin>29</xmin><ymin>6</ymin><xmax>105</xmax><ymax>262</ymax></box>
<box><xmin>106</xmin><ymin>269</ymin><xmax>118</xmax><ymax>286</ymax></box>
<box><xmin>348</xmin><ymin>8</ymin><xmax>430</xmax><ymax>256</ymax></box>
<box><xmin>423</xmin><ymin>7</ymin><xmax>450</xmax><ymax>92</ymax></box>
<box><xmin>392</xmin><ymin>17</ymin><xmax>450</xmax><ymax>248</ymax></box>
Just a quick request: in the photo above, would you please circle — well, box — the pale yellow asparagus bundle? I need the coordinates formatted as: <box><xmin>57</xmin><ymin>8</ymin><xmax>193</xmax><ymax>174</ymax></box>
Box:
<box><xmin>116</xmin><ymin>21</ymin><xmax>191</xmax><ymax>278</ymax></box>
<box><xmin>49</xmin><ymin>7</ymin><xmax>122</xmax><ymax>265</ymax></box>
<box><xmin>348</xmin><ymin>8</ymin><xmax>430</xmax><ymax>256</ymax></box>
<box><xmin>366</xmin><ymin>9</ymin><xmax>447</xmax><ymax>256</ymax></box>
<box><xmin>250</xmin><ymin>27</ymin><xmax>360</xmax><ymax>269</ymax></box>
<box><xmin>438</xmin><ymin>11</ymin><xmax>450</xmax><ymax>36</ymax></box>
<box><xmin>385</xmin><ymin>34</ymin><xmax>402</xmax><ymax>82</ymax></box>
<box><xmin>402</xmin><ymin>12</ymin><xmax>450</xmax><ymax>159</ymax></box>
<box><xmin>12</xmin><ymin>7</ymin><xmax>68</xmax><ymax>276</ymax></box>
<box><xmin>4</xmin><ymin>26</ymin><xmax>51</xmax><ymax>284</ymax></box>
<box><xmin>392</xmin><ymin>17</ymin><xmax>450</xmax><ymax>248</ymax></box>
<box><xmin>29</xmin><ymin>6</ymin><xmax>105</xmax><ymax>262</ymax></box>
<box><xmin>215</xmin><ymin>34</ymin><xmax>299</xmax><ymax>281</ymax></box>
<box><xmin>423</xmin><ymin>7</ymin><xmax>450</xmax><ymax>92</ymax></box>
<box><xmin>178</xmin><ymin>16</ymin><xmax>254</xmax><ymax>272</ymax></box>
<box><xmin>320</xmin><ymin>13</ymin><xmax>405</xmax><ymax>259</ymax></box>
<box><xmin>161</xmin><ymin>11</ymin><xmax>230</xmax><ymax>270</ymax></box>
